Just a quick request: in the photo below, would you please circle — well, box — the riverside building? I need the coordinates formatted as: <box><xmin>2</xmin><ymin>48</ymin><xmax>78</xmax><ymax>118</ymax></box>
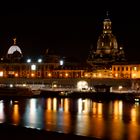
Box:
<box><xmin>0</xmin><ymin>14</ymin><xmax>139</xmax><ymax>87</ymax></box>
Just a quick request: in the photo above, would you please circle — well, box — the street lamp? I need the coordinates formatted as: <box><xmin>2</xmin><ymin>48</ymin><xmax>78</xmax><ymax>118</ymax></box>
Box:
<box><xmin>27</xmin><ymin>59</ymin><xmax>31</xmax><ymax>63</ymax></box>
<box><xmin>60</xmin><ymin>60</ymin><xmax>64</xmax><ymax>66</ymax></box>
<box><xmin>38</xmin><ymin>58</ymin><xmax>42</xmax><ymax>63</ymax></box>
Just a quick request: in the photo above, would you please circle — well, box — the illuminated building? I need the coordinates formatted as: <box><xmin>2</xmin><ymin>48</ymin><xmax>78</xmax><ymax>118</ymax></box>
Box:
<box><xmin>87</xmin><ymin>12</ymin><xmax>125</xmax><ymax>68</ymax></box>
<box><xmin>6</xmin><ymin>38</ymin><xmax>23</xmax><ymax>63</ymax></box>
<box><xmin>112</xmin><ymin>63</ymin><xmax>140</xmax><ymax>79</ymax></box>
<box><xmin>0</xmin><ymin>38</ymin><xmax>85</xmax><ymax>78</ymax></box>
<box><xmin>0</xmin><ymin>14</ymin><xmax>140</xmax><ymax>83</ymax></box>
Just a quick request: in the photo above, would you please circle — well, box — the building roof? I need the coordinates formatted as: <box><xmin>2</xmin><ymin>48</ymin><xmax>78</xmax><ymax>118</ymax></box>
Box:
<box><xmin>7</xmin><ymin>45</ymin><xmax>22</xmax><ymax>55</ymax></box>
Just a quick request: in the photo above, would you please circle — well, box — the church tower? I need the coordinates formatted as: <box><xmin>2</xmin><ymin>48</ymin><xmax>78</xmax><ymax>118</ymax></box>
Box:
<box><xmin>87</xmin><ymin>12</ymin><xmax>125</xmax><ymax>68</ymax></box>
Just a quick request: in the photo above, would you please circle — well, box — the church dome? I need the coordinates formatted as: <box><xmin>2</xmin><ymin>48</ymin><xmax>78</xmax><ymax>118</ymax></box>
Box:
<box><xmin>96</xmin><ymin>14</ymin><xmax>118</xmax><ymax>55</ymax></box>
<box><xmin>87</xmin><ymin>12</ymin><xmax>126</xmax><ymax>66</ymax></box>
<box><xmin>7</xmin><ymin>45</ymin><xmax>22</xmax><ymax>55</ymax></box>
<box><xmin>7</xmin><ymin>38</ymin><xmax>22</xmax><ymax>55</ymax></box>
<box><xmin>97</xmin><ymin>33</ymin><xmax>118</xmax><ymax>52</ymax></box>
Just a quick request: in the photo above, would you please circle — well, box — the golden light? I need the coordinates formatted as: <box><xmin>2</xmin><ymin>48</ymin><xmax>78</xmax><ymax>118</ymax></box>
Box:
<box><xmin>53</xmin><ymin>84</ymin><xmax>57</xmax><ymax>88</ymax></box>
<box><xmin>15</xmin><ymin>73</ymin><xmax>18</xmax><ymax>77</ymax></box>
<box><xmin>23</xmin><ymin>84</ymin><xmax>26</xmax><ymax>87</ymax></box>
<box><xmin>118</xmin><ymin>85</ymin><xmax>122</xmax><ymax>90</ymax></box>
<box><xmin>115</xmin><ymin>73</ymin><xmax>118</xmax><ymax>77</ymax></box>
<box><xmin>131</xmin><ymin>107</ymin><xmax>137</xmax><ymax>122</ymax></box>
<box><xmin>31</xmin><ymin>73</ymin><xmax>35</xmax><ymax>77</ymax></box>
<box><xmin>84</xmin><ymin>73</ymin><xmax>88</xmax><ymax>77</ymax></box>
<box><xmin>99</xmin><ymin>73</ymin><xmax>102</xmax><ymax>77</ymax></box>
<box><xmin>64</xmin><ymin>98</ymin><xmax>69</xmax><ymax>112</ymax></box>
<box><xmin>53</xmin><ymin>98</ymin><xmax>57</xmax><ymax>111</ymax></box>
<box><xmin>65</xmin><ymin>73</ymin><xmax>68</xmax><ymax>77</ymax></box>
<box><xmin>48</xmin><ymin>73</ymin><xmax>52</xmax><ymax>77</ymax></box>
<box><xmin>134</xmin><ymin>67</ymin><xmax>137</xmax><ymax>71</ymax></box>
<box><xmin>47</xmin><ymin>98</ymin><xmax>52</xmax><ymax>111</ymax></box>
<box><xmin>13</xmin><ymin>104</ymin><xmax>20</xmax><ymax>124</ymax></box>
<box><xmin>97</xmin><ymin>103</ymin><xmax>103</xmax><ymax>116</ymax></box>
<box><xmin>132</xmin><ymin>73</ymin><xmax>136</xmax><ymax>78</ymax></box>
<box><xmin>0</xmin><ymin>71</ymin><xmax>3</xmax><ymax>77</ymax></box>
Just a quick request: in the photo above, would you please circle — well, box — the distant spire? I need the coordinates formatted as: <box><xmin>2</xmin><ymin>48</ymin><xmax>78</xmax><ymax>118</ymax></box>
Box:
<box><xmin>106</xmin><ymin>11</ymin><xmax>109</xmax><ymax>17</ymax></box>
<box><xmin>105</xmin><ymin>11</ymin><xmax>110</xmax><ymax>20</ymax></box>
<box><xmin>13</xmin><ymin>38</ymin><xmax>16</xmax><ymax>45</ymax></box>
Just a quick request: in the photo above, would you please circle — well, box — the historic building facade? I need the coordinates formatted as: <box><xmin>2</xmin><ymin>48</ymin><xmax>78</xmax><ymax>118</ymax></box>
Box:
<box><xmin>0</xmin><ymin>38</ymin><xmax>85</xmax><ymax>79</ymax></box>
<box><xmin>0</xmin><ymin>15</ymin><xmax>140</xmax><ymax>81</ymax></box>
<box><xmin>112</xmin><ymin>63</ymin><xmax>140</xmax><ymax>79</ymax></box>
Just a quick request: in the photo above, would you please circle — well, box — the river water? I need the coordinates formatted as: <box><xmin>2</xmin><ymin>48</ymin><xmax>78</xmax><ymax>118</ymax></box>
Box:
<box><xmin>0</xmin><ymin>97</ymin><xmax>140</xmax><ymax>140</ymax></box>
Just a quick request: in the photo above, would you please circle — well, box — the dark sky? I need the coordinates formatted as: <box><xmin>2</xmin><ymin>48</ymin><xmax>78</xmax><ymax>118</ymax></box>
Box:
<box><xmin>0</xmin><ymin>2</ymin><xmax>140</xmax><ymax>61</ymax></box>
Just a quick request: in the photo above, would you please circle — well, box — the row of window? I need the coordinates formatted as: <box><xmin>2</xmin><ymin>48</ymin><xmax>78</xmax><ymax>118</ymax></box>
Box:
<box><xmin>113</xmin><ymin>66</ymin><xmax>138</xmax><ymax>71</ymax></box>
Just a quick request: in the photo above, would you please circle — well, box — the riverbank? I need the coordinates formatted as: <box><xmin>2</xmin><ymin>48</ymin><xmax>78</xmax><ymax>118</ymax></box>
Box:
<box><xmin>0</xmin><ymin>123</ymin><xmax>100</xmax><ymax>140</ymax></box>
<box><xmin>40</xmin><ymin>90</ymin><xmax>139</xmax><ymax>102</ymax></box>
<box><xmin>0</xmin><ymin>88</ymin><xmax>139</xmax><ymax>102</ymax></box>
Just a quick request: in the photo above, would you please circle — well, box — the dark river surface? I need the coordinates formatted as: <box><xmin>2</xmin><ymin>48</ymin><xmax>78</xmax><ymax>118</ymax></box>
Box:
<box><xmin>0</xmin><ymin>97</ymin><xmax>140</xmax><ymax>140</ymax></box>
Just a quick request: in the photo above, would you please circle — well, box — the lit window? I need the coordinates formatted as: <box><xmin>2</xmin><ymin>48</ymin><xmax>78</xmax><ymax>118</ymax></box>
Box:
<box><xmin>0</xmin><ymin>71</ymin><xmax>3</xmax><ymax>77</ymax></box>
<box><xmin>132</xmin><ymin>73</ymin><xmax>136</xmax><ymax>78</ymax></box>
<box><xmin>31</xmin><ymin>73</ymin><xmax>35</xmax><ymax>77</ymax></box>
<box><xmin>84</xmin><ymin>74</ymin><xmax>88</xmax><ymax>77</ymax></box>
<box><xmin>48</xmin><ymin>73</ymin><xmax>52</xmax><ymax>77</ymax></box>
<box><xmin>134</xmin><ymin>67</ymin><xmax>137</xmax><ymax>71</ymax></box>
<box><xmin>15</xmin><ymin>73</ymin><xmax>18</xmax><ymax>77</ymax></box>
<box><xmin>99</xmin><ymin>73</ymin><xmax>102</xmax><ymax>77</ymax></box>
<box><xmin>65</xmin><ymin>73</ymin><xmax>68</xmax><ymax>77</ymax></box>
<box><xmin>31</xmin><ymin>64</ymin><xmax>36</xmax><ymax>70</ymax></box>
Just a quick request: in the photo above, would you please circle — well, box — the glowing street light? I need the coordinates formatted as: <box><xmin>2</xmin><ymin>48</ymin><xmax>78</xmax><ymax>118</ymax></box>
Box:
<box><xmin>38</xmin><ymin>58</ymin><xmax>42</xmax><ymax>63</ymax></box>
<box><xmin>27</xmin><ymin>59</ymin><xmax>31</xmax><ymax>63</ymax></box>
<box><xmin>60</xmin><ymin>60</ymin><xmax>64</xmax><ymax>66</ymax></box>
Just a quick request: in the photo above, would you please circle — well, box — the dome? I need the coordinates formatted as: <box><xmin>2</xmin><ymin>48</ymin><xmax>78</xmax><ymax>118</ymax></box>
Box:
<box><xmin>7</xmin><ymin>45</ymin><xmax>22</xmax><ymax>55</ymax></box>
<box><xmin>97</xmin><ymin>33</ymin><xmax>118</xmax><ymax>51</ymax></box>
<box><xmin>96</xmin><ymin>15</ymin><xmax>118</xmax><ymax>55</ymax></box>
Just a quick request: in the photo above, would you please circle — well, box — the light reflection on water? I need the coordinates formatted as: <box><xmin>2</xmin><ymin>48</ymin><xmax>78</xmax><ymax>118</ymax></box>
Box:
<box><xmin>0</xmin><ymin>98</ymin><xmax>140</xmax><ymax>139</ymax></box>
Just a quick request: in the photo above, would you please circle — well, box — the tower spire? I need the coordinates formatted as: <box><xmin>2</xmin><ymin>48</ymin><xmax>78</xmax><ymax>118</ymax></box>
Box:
<box><xmin>106</xmin><ymin>11</ymin><xmax>109</xmax><ymax>19</ymax></box>
<box><xmin>106</xmin><ymin>11</ymin><xmax>109</xmax><ymax>17</ymax></box>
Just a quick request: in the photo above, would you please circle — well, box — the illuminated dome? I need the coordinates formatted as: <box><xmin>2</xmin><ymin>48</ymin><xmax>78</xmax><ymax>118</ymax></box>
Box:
<box><xmin>87</xmin><ymin>12</ymin><xmax>126</xmax><ymax>66</ymax></box>
<box><xmin>7</xmin><ymin>38</ymin><xmax>22</xmax><ymax>55</ymax></box>
<box><xmin>7</xmin><ymin>45</ymin><xmax>22</xmax><ymax>54</ymax></box>
<box><xmin>6</xmin><ymin>38</ymin><xmax>23</xmax><ymax>62</ymax></box>
<box><xmin>96</xmin><ymin>34</ymin><xmax>118</xmax><ymax>54</ymax></box>
<box><xmin>96</xmin><ymin>15</ymin><xmax>118</xmax><ymax>55</ymax></box>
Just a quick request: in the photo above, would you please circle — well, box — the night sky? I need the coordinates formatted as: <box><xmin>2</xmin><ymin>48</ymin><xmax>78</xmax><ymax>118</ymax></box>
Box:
<box><xmin>0</xmin><ymin>2</ymin><xmax>140</xmax><ymax>62</ymax></box>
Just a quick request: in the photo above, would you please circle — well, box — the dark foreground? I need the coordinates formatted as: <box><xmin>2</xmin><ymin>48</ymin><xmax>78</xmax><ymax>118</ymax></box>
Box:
<box><xmin>0</xmin><ymin>123</ymin><xmax>100</xmax><ymax>140</ymax></box>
